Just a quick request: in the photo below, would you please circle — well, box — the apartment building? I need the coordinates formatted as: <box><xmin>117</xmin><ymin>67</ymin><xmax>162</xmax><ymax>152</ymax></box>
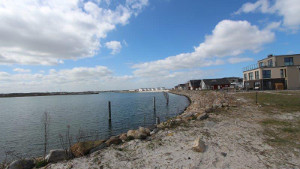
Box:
<box><xmin>243</xmin><ymin>54</ymin><xmax>300</xmax><ymax>90</ymax></box>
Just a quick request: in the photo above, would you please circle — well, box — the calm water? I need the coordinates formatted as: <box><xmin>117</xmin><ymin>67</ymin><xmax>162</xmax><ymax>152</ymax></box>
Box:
<box><xmin>0</xmin><ymin>92</ymin><xmax>189</xmax><ymax>162</ymax></box>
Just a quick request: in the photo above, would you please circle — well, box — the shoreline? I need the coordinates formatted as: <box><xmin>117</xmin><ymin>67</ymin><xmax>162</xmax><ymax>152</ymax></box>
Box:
<box><xmin>1</xmin><ymin>91</ymin><xmax>190</xmax><ymax>168</ymax></box>
<box><xmin>6</xmin><ymin>90</ymin><xmax>298</xmax><ymax>168</ymax></box>
<box><xmin>0</xmin><ymin>91</ymin><xmax>100</xmax><ymax>98</ymax></box>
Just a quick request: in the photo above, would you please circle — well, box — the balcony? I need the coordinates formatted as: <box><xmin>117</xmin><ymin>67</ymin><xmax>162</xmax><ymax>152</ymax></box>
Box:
<box><xmin>243</xmin><ymin>64</ymin><xmax>258</xmax><ymax>72</ymax></box>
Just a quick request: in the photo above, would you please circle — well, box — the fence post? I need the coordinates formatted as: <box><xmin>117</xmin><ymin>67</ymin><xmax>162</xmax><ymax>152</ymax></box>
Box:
<box><xmin>153</xmin><ymin>96</ymin><xmax>156</xmax><ymax>111</ymax></box>
<box><xmin>256</xmin><ymin>92</ymin><xmax>258</xmax><ymax>104</ymax></box>
<box><xmin>156</xmin><ymin>117</ymin><xmax>160</xmax><ymax>125</ymax></box>
<box><xmin>108</xmin><ymin>101</ymin><xmax>111</xmax><ymax>122</ymax></box>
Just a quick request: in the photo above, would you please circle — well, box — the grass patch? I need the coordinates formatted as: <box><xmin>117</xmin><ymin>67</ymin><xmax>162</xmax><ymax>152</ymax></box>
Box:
<box><xmin>237</xmin><ymin>92</ymin><xmax>300</xmax><ymax>113</ymax></box>
<box><xmin>35</xmin><ymin>160</ymin><xmax>48</xmax><ymax>168</ymax></box>
<box><xmin>282</xmin><ymin>127</ymin><xmax>300</xmax><ymax>133</ymax></box>
<box><xmin>261</xmin><ymin>119</ymin><xmax>291</xmax><ymax>126</ymax></box>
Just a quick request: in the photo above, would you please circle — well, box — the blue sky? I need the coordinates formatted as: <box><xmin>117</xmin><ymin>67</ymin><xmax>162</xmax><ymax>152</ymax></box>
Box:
<box><xmin>0</xmin><ymin>0</ymin><xmax>299</xmax><ymax>92</ymax></box>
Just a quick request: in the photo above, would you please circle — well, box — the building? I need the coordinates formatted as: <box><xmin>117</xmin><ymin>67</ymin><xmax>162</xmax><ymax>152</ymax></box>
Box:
<box><xmin>188</xmin><ymin>80</ymin><xmax>202</xmax><ymax>90</ymax></box>
<box><xmin>201</xmin><ymin>78</ymin><xmax>231</xmax><ymax>90</ymax></box>
<box><xmin>178</xmin><ymin>83</ymin><xmax>188</xmax><ymax>90</ymax></box>
<box><xmin>222</xmin><ymin>77</ymin><xmax>243</xmax><ymax>89</ymax></box>
<box><xmin>243</xmin><ymin>54</ymin><xmax>300</xmax><ymax>90</ymax></box>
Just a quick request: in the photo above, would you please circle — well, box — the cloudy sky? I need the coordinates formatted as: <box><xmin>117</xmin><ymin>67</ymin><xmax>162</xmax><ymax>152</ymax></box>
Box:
<box><xmin>0</xmin><ymin>0</ymin><xmax>299</xmax><ymax>93</ymax></box>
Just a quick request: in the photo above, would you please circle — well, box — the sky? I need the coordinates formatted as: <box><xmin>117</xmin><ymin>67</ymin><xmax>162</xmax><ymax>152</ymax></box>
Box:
<box><xmin>0</xmin><ymin>0</ymin><xmax>299</xmax><ymax>93</ymax></box>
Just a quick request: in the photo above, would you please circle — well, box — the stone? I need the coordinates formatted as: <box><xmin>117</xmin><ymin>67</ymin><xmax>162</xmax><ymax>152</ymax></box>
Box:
<box><xmin>119</xmin><ymin>133</ymin><xmax>127</xmax><ymax>141</ymax></box>
<box><xmin>150</xmin><ymin>128</ymin><xmax>158</xmax><ymax>135</ymax></box>
<box><xmin>204</xmin><ymin>107</ymin><xmax>213</xmax><ymax>113</ymax></box>
<box><xmin>46</xmin><ymin>149</ymin><xmax>68</xmax><ymax>163</ymax></box>
<box><xmin>196</xmin><ymin>113</ymin><xmax>209</xmax><ymax>120</ymax></box>
<box><xmin>89</xmin><ymin>143</ymin><xmax>107</xmax><ymax>154</ymax></box>
<box><xmin>222</xmin><ymin>103</ymin><xmax>229</xmax><ymax>107</ymax></box>
<box><xmin>127</xmin><ymin>130</ymin><xmax>136</xmax><ymax>140</ymax></box>
<box><xmin>7</xmin><ymin>159</ymin><xmax>35</xmax><ymax>169</ymax></box>
<box><xmin>192</xmin><ymin>138</ymin><xmax>206</xmax><ymax>153</ymax></box>
<box><xmin>70</xmin><ymin>140</ymin><xmax>104</xmax><ymax>157</ymax></box>
<box><xmin>145</xmin><ymin>128</ymin><xmax>151</xmax><ymax>136</ymax></box>
<box><xmin>221</xmin><ymin>152</ymin><xmax>227</xmax><ymax>157</ymax></box>
<box><xmin>134</xmin><ymin>130</ymin><xmax>147</xmax><ymax>140</ymax></box>
<box><xmin>105</xmin><ymin>136</ymin><xmax>122</xmax><ymax>146</ymax></box>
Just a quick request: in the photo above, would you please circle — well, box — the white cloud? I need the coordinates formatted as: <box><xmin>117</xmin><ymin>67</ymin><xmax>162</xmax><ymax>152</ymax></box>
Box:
<box><xmin>13</xmin><ymin>68</ymin><xmax>31</xmax><ymax>73</ymax></box>
<box><xmin>105</xmin><ymin>41</ymin><xmax>122</xmax><ymax>54</ymax></box>
<box><xmin>227</xmin><ymin>57</ymin><xmax>253</xmax><ymax>64</ymax></box>
<box><xmin>0</xmin><ymin>66</ymin><xmax>137</xmax><ymax>93</ymax></box>
<box><xmin>132</xmin><ymin>20</ymin><xmax>274</xmax><ymax>77</ymax></box>
<box><xmin>235</xmin><ymin>0</ymin><xmax>271</xmax><ymax>14</ymax></box>
<box><xmin>236</xmin><ymin>0</ymin><xmax>300</xmax><ymax>30</ymax></box>
<box><xmin>0</xmin><ymin>0</ymin><xmax>148</xmax><ymax>65</ymax></box>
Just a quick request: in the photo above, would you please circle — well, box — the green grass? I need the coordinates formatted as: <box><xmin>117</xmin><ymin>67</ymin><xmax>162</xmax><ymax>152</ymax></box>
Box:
<box><xmin>261</xmin><ymin>119</ymin><xmax>291</xmax><ymax>126</ymax></box>
<box><xmin>238</xmin><ymin>92</ymin><xmax>300</xmax><ymax>113</ymax></box>
<box><xmin>237</xmin><ymin>91</ymin><xmax>300</xmax><ymax>152</ymax></box>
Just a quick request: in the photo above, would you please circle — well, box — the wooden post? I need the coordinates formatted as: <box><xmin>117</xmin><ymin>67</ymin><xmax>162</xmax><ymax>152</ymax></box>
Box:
<box><xmin>156</xmin><ymin>117</ymin><xmax>160</xmax><ymax>125</ymax></box>
<box><xmin>108</xmin><ymin>101</ymin><xmax>111</xmax><ymax>122</ymax></box>
<box><xmin>153</xmin><ymin>96</ymin><xmax>156</xmax><ymax>111</ymax></box>
<box><xmin>256</xmin><ymin>92</ymin><xmax>258</xmax><ymax>104</ymax></box>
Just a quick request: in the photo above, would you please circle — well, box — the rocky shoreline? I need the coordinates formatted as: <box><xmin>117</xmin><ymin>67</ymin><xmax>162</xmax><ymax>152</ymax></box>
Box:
<box><xmin>7</xmin><ymin>90</ymin><xmax>295</xmax><ymax>169</ymax></box>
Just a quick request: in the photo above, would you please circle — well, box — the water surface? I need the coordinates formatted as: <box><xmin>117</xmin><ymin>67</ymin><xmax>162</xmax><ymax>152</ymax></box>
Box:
<box><xmin>0</xmin><ymin>92</ymin><xmax>189</xmax><ymax>162</ymax></box>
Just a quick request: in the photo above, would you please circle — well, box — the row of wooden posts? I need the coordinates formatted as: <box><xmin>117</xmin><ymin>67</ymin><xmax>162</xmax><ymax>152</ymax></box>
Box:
<box><xmin>107</xmin><ymin>96</ymin><xmax>160</xmax><ymax>125</ymax></box>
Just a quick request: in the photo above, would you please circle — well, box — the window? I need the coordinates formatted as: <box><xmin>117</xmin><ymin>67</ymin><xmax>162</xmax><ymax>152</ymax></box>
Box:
<box><xmin>259</xmin><ymin>62</ymin><xmax>264</xmax><ymax>67</ymax></box>
<box><xmin>249</xmin><ymin>72</ymin><xmax>254</xmax><ymax>80</ymax></box>
<box><xmin>255</xmin><ymin>71</ymin><xmax>259</xmax><ymax>79</ymax></box>
<box><xmin>284</xmin><ymin>57</ymin><xmax>294</xmax><ymax>66</ymax></box>
<box><xmin>268</xmin><ymin>59</ymin><xmax>273</xmax><ymax>67</ymax></box>
<box><xmin>280</xmin><ymin>69</ymin><xmax>284</xmax><ymax>78</ymax></box>
<box><xmin>263</xmin><ymin>70</ymin><xmax>271</xmax><ymax>78</ymax></box>
<box><xmin>244</xmin><ymin>74</ymin><xmax>247</xmax><ymax>81</ymax></box>
<box><xmin>254</xmin><ymin>82</ymin><xmax>260</xmax><ymax>89</ymax></box>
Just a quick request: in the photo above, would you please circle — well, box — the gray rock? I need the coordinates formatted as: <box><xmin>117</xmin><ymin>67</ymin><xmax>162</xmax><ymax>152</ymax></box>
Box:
<box><xmin>196</xmin><ymin>113</ymin><xmax>209</xmax><ymax>120</ymax></box>
<box><xmin>205</xmin><ymin>121</ymin><xmax>216</xmax><ymax>128</ymax></box>
<box><xmin>7</xmin><ymin>159</ymin><xmax>35</xmax><ymax>169</ymax></box>
<box><xmin>150</xmin><ymin>128</ymin><xmax>158</xmax><ymax>135</ymax></box>
<box><xmin>192</xmin><ymin>137</ymin><xmax>206</xmax><ymax>153</ymax></box>
<box><xmin>46</xmin><ymin>149</ymin><xmax>68</xmax><ymax>163</ymax></box>
<box><xmin>89</xmin><ymin>143</ymin><xmax>107</xmax><ymax>154</ymax></box>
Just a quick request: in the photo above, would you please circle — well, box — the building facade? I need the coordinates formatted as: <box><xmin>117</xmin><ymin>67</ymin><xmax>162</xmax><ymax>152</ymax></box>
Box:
<box><xmin>243</xmin><ymin>54</ymin><xmax>300</xmax><ymax>90</ymax></box>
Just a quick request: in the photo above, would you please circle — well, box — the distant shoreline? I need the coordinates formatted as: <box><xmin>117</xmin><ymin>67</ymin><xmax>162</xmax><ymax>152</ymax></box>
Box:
<box><xmin>0</xmin><ymin>91</ymin><xmax>100</xmax><ymax>98</ymax></box>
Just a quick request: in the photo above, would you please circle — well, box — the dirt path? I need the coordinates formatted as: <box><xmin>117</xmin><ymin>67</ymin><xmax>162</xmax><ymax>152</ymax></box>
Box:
<box><xmin>45</xmin><ymin>91</ymin><xmax>300</xmax><ymax>169</ymax></box>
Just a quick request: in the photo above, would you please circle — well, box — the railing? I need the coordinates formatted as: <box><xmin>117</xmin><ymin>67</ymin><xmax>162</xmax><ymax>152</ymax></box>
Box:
<box><xmin>243</xmin><ymin>64</ymin><xmax>258</xmax><ymax>72</ymax></box>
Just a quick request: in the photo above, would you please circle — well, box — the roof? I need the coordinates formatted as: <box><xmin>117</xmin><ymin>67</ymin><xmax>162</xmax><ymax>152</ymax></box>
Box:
<box><xmin>202</xmin><ymin>78</ymin><xmax>230</xmax><ymax>86</ymax></box>
<box><xmin>257</xmin><ymin>54</ymin><xmax>300</xmax><ymax>62</ymax></box>
<box><xmin>189</xmin><ymin>80</ymin><xmax>201</xmax><ymax>88</ymax></box>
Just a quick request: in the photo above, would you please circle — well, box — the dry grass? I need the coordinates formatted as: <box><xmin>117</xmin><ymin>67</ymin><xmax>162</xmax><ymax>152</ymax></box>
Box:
<box><xmin>237</xmin><ymin>91</ymin><xmax>300</xmax><ymax>153</ymax></box>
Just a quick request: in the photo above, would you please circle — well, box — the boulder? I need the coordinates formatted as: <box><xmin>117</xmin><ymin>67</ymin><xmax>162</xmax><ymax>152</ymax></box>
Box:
<box><xmin>138</xmin><ymin>127</ymin><xmax>150</xmax><ymax>136</ymax></box>
<box><xmin>70</xmin><ymin>140</ymin><xmax>104</xmax><ymax>157</ymax></box>
<box><xmin>127</xmin><ymin>130</ymin><xmax>136</xmax><ymax>140</ymax></box>
<box><xmin>150</xmin><ymin>128</ymin><xmax>158</xmax><ymax>135</ymax></box>
<box><xmin>105</xmin><ymin>136</ymin><xmax>122</xmax><ymax>146</ymax></box>
<box><xmin>7</xmin><ymin>159</ymin><xmax>35</xmax><ymax>169</ymax></box>
<box><xmin>119</xmin><ymin>133</ymin><xmax>127</xmax><ymax>141</ymax></box>
<box><xmin>192</xmin><ymin>138</ymin><xmax>206</xmax><ymax>153</ymax></box>
<box><xmin>134</xmin><ymin>130</ymin><xmax>147</xmax><ymax>140</ymax></box>
<box><xmin>222</xmin><ymin>103</ymin><xmax>229</xmax><ymax>107</ymax></box>
<box><xmin>196</xmin><ymin>113</ymin><xmax>209</xmax><ymax>120</ymax></box>
<box><xmin>46</xmin><ymin>149</ymin><xmax>68</xmax><ymax>163</ymax></box>
<box><xmin>89</xmin><ymin>143</ymin><xmax>107</xmax><ymax>154</ymax></box>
